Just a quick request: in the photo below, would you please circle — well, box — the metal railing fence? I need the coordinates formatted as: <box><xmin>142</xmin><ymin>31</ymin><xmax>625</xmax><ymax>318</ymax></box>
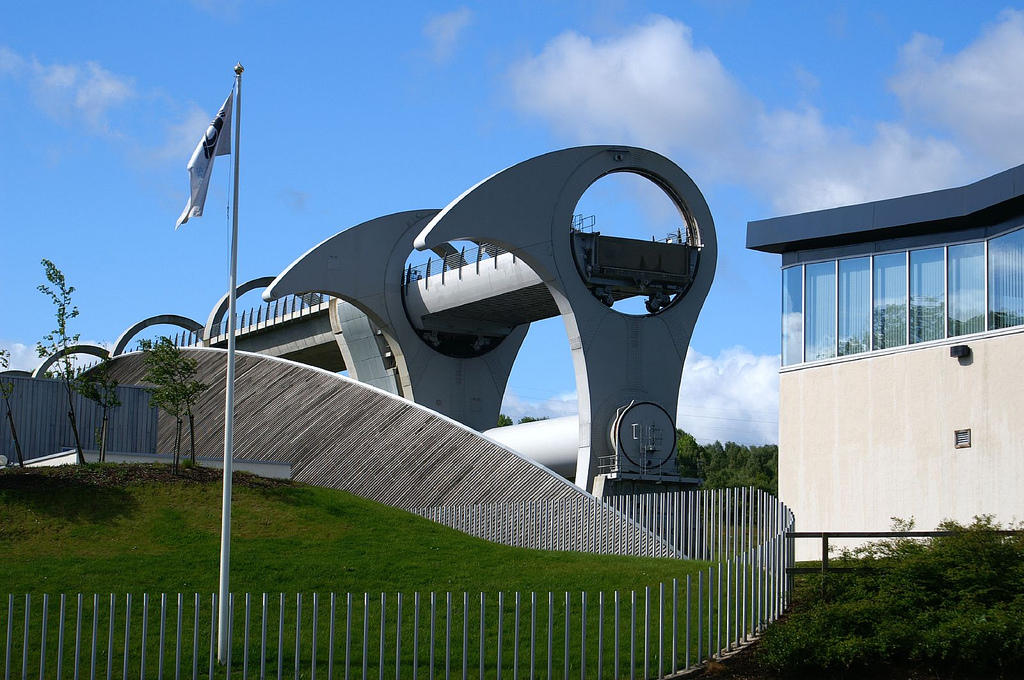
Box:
<box><xmin>2</xmin><ymin>573</ymin><xmax>785</xmax><ymax>680</ymax></box>
<box><xmin>416</xmin><ymin>487</ymin><xmax>790</xmax><ymax>563</ymax></box>
<box><xmin>2</xmin><ymin>488</ymin><xmax>795</xmax><ymax>679</ymax></box>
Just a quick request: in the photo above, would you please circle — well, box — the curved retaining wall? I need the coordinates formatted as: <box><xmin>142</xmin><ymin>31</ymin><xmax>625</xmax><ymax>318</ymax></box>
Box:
<box><xmin>104</xmin><ymin>349</ymin><xmax>678</xmax><ymax>557</ymax></box>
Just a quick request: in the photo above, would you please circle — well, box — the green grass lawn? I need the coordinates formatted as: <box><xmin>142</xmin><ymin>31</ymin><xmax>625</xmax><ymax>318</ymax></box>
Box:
<box><xmin>0</xmin><ymin>464</ymin><xmax>708</xmax><ymax>596</ymax></box>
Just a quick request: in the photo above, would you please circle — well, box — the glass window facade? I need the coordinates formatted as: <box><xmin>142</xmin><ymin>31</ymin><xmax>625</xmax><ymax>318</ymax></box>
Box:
<box><xmin>838</xmin><ymin>258</ymin><xmax>870</xmax><ymax>356</ymax></box>
<box><xmin>948</xmin><ymin>243</ymin><xmax>985</xmax><ymax>337</ymax></box>
<box><xmin>873</xmin><ymin>253</ymin><xmax>907</xmax><ymax>350</ymax></box>
<box><xmin>780</xmin><ymin>226</ymin><xmax>1024</xmax><ymax>365</ymax></box>
<box><xmin>910</xmin><ymin>248</ymin><xmax>945</xmax><ymax>344</ymax></box>
<box><xmin>988</xmin><ymin>228</ymin><xmax>1024</xmax><ymax>330</ymax></box>
<box><xmin>805</xmin><ymin>262</ymin><xmax>837</xmax><ymax>362</ymax></box>
<box><xmin>782</xmin><ymin>266</ymin><xmax>803</xmax><ymax>366</ymax></box>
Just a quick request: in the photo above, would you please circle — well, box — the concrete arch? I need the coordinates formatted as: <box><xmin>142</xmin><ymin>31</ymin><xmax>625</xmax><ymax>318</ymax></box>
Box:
<box><xmin>203</xmin><ymin>275</ymin><xmax>277</xmax><ymax>343</ymax></box>
<box><xmin>415</xmin><ymin>145</ymin><xmax>717</xmax><ymax>491</ymax></box>
<box><xmin>32</xmin><ymin>343</ymin><xmax>110</xmax><ymax>378</ymax></box>
<box><xmin>112</xmin><ymin>315</ymin><xmax>204</xmax><ymax>357</ymax></box>
<box><xmin>266</xmin><ymin>210</ymin><xmax>529</xmax><ymax>432</ymax></box>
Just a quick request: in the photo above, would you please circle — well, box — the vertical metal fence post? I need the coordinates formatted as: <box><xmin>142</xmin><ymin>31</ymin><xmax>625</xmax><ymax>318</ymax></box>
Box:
<box><xmin>580</xmin><ymin>592</ymin><xmax>586</xmax><ymax>680</ymax></box>
<box><xmin>57</xmin><ymin>594</ymin><xmax>66</xmax><ymax>680</ymax></box>
<box><xmin>478</xmin><ymin>594</ymin><xmax>485</xmax><ymax>680</ymax></box>
<box><xmin>412</xmin><ymin>594</ymin><xmax>419</xmax><ymax>680</ymax></box>
<box><xmin>671</xmin><ymin>578</ymin><xmax>678</xmax><ymax>674</ymax></box>
<box><xmin>313</xmin><ymin>593</ymin><xmax>320</xmax><ymax>680</ymax></box>
<box><xmin>92</xmin><ymin>594</ymin><xmax>100</xmax><ymax>680</ymax></box>
<box><xmin>496</xmin><ymin>593</ymin><xmax>503</xmax><ymax>680</ymax></box>
<box><xmin>123</xmin><ymin>593</ymin><xmax>132</xmax><ymax>680</ymax></box>
<box><xmin>191</xmin><ymin>594</ymin><xmax>199</xmax><ymax>680</ymax></box>
<box><xmin>462</xmin><ymin>593</ymin><xmax>468</xmax><ymax>680</ymax></box>
<box><xmin>512</xmin><ymin>593</ymin><xmax>519</xmax><ymax>680</ymax></box>
<box><xmin>716</xmin><ymin>563</ymin><xmax>723</xmax><ymax>658</ymax></box>
<box><xmin>379</xmin><ymin>594</ymin><xmax>386</xmax><ymax>680</ymax></box>
<box><xmin>140</xmin><ymin>593</ymin><xmax>149</xmax><ymax>680</ymax></box>
<box><xmin>395</xmin><ymin>593</ymin><xmax>402</xmax><ymax>680</ymax></box>
<box><xmin>613</xmin><ymin>591</ymin><xmax>619</xmax><ymax>680</ymax></box>
<box><xmin>346</xmin><ymin>594</ymin><xmax>353</xmax><ymax>680</ymax></box>
<box><xmin>242</xmin><ymin>594</ymin><xmax>250</xmax><ymax>680</ymax></box>
<box><xmin>546</xmin><ymin>593</ymin><xmax>552</xmax><ymax>680</ymax></box>
<box><xmin>445</xmin><ymin>593</ymin><xmax>451</xmax><ymax>680</ymax></box>
<box><xmin>696</xmin><ymin>573</ymin><xmax>702</xmax><ymax>666</ymax></box>
<box><xmin>39</xmin><ymin>593</ymin><xmax>49</xmax><ymax>680</ymax></box>
<box><xmin>629</xmin><ymin>591</ymin><xmax>636</xmax><ymax>680</ymax></box>
<box><xmin>643</xmin><ymin>587</ymin><xmax>649</xmax><ymax>680</ymax></box>
<box><xmin>658</xmin><ymin>583</ymin><xmax>664</xmax><ymax>680</ymax></box>
<box><xmin>430</xmin><ymin>593</ymin><xmax>436</xmax><ymax>680</ymax></box>
<box><xmin>562</xmin><ymin>593</ymin><xmax>569</xmax><ymax>680</ymax></box>
<box><xmin>260</xmin><ymin>593</ymin><xmax>268</xmax><ymax>680</ymax></box>
<box><xmin>208</xmin><ymin>594</ymin><xmax>216</xmax><ymax>680</ymax></box>
<box><xmin>329</xmin><ymin>593</ymin><xmax>337</xmax><ymax>680</ymax></box>
<box><xmin>685</xmin><ymin>576</ymin><xmax>691</xmax><ymax>671</ymax></box>
<box><xmin>597</xmin><ymin>592</ymin><xmax>604</xmax><ymax>680</ymax></box>
<box><xmin>296</xmin><ymin>593</ymin><xmax>305</xmax><ymax>680</ymax></box>
<box><xmin>362</xmin><ymin>594</ymin><xmax>369</xmax><ymax>680</ymax></box>
<box><xmin>159</xmin><ymin>594</ymin><xmax>167</xmax><ymax>680</ymax></box>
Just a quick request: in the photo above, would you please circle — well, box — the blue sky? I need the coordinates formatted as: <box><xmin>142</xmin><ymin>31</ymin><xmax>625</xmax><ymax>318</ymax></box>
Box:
<box><xmin>3</xmin><ymin>1</ymin><xmax>1022</xmax><ymax>445</ymax></box>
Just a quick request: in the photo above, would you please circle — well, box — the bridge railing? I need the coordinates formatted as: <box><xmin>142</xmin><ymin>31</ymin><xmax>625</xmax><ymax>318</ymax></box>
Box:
<box><xmin>207</xmin><ymin>293</ymin><xmax>331</xmax><ymax>343</ymax></box>
<box><xmin>403</xmin><ymin>242</ymin><xmax>519</xmax><ymax>291</ymax></box>
<box><xmin>401</xmin><ymin>214</ymin><xmax>597</xmax><ymax>290</ymax></box>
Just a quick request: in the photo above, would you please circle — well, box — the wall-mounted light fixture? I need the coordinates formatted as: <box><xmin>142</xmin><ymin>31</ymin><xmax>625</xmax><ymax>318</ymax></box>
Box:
<box><xmin>950</xmin><ymin>344</ymin><xmax>971</xmax><ymax>359</ymax></box>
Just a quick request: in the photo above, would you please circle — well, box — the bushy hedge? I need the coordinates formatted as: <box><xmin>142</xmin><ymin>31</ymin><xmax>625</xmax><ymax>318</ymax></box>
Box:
<box><xmin>758</xmin><ymin>517</ymin><xmax>1024</xmax><ymax>676</ymax></box>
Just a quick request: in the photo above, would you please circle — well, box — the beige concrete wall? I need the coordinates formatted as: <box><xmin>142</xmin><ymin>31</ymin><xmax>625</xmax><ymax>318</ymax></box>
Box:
<box><xmin>780</xmin><ymin>329</ymin><xmax>1024</xmax><ymax>560</ymax></box>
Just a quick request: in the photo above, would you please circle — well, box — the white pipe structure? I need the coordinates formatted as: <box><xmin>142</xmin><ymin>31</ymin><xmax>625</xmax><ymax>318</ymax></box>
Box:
<box><xmin>482</xmin><ymin>416</ymin><xmax>579</xmax><ymax>479</ymax></box>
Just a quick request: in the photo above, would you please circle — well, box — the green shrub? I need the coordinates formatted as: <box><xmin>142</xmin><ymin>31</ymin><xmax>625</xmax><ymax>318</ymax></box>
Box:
<box><xmin>758</xmin><ymin>516</ymin><xmax>1024</xmax><ymax>675</ymax></box>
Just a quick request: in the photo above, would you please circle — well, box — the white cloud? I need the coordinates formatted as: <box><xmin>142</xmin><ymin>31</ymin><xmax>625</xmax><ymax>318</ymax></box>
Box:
<box><xmin>500</xmin><ymin>389</ymin><xmax>578</xmax><ymax>424</ymax></box>
<box><xmin>678</xmin><ymin>347</ymin><xmax>779</xmax><ymax>445</ymax></box>
<box><xmin>0</xmin><ymin>47</ymin><xmax>135</xmax><ymax>135</ymax></box>
<box><xmin>748</xmin><ymin>112</ymin><xmax>965</xmax><ymax>214</ymax></box>
<box><xmin>0</xmin><ymin>341</ymin><xmax>39</xmax><ymax>373</ymax></box>
<box><xmin>1</xmin><ymin>339</ymin><xmax>116</xmax><ymax>376</ymax></box>
<box><xmin>509</xmin><ymin>16</ymin><xmax>751</xmax><ymax>161</ymax></box>
<box><xmin>507</xmin><ymin>13</ymin><xmax>1019</xmax><ymax>215</ymax></box>
<box><xmin>424</xmin><ymin>7</ymin><xmax>474</xmax><ymax>64</ymax></box>
<box><xmin>501</xmin><ymin>346</ymin><xmax>779</xmax><ymax>444</ymax></box>
<box><xmin>889</xmin><ymin>9</ymin><xmax>1024</xmax><ymax>168</ymax></box>
<box><xmin>146</xmin><ymin>104</ymin><xmax>212</xmax><ymax>165</ymax></box>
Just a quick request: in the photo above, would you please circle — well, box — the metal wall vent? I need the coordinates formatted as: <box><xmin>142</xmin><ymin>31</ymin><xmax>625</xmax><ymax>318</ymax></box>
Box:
<box><xmin>954</xmin><ymin>429</ymin><xmax>972</xmax><ymax>449</ymax></box>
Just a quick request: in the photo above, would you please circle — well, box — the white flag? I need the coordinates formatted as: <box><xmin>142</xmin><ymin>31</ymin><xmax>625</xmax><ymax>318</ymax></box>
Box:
<box><xmin>176</xmin><ymin>91</ymin><xmax>233</xmax><ymax>228</ymax></box>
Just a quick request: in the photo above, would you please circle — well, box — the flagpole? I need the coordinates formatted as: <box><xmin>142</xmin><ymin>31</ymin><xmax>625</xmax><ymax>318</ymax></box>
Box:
<box><xmin>217</xmin><ymin>61</ymin><xmax>243</xmax><ymax>665</ymax></box>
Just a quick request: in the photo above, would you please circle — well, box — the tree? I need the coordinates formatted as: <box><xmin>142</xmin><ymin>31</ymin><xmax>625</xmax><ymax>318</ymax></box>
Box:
<box><xmin>675</xmin><ymin>428</ymin><xmax>702</xmax><ymax>478</ymax></box>
<box><xmin>0</xmin><ymin>349</ymin><xmax>25</xmax><ymax>467</ymax></box>
<box><xmin>141</xmin><ymin>338</ymin><xmax>209</xmax><ymax>472</ymax></box>
<box><xmin>675</xmin><ymin>429</ymin><xmax>779</xmax><ymax>495</ymax></box>
<box><xmin>36</xmin><ymin>259</ymin><xmax>86</xmax><ymax>465</ymax></box>
<box><xmin>77</xmin><ymin>357</ymin><xmax>121</xmax><ymax>462</ymax></box>
<box><xmin>496</xmin><ymin>413</ymin><xmax>513</xmax><ymax>427</ymax></box>
<box><xmin>517</xmin><ymin>416</ymin><xmax>549</xmax><ymax>424</ymax></box>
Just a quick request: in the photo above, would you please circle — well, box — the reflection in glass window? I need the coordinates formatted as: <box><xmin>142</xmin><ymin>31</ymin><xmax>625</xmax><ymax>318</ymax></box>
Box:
<box><xmin>782</xmin><ymin>266</ymin><xmax>803</xmax><ymax>366</ymax></box>
<box><xmin>838</xmin><ymin>258</ymin><xmax>870</xmax><ymax>355</ymax></box>
<box><xmin>873</xmin><ymin>253</ymin><xmax>907</xmax><ymax>349</ymax></box>
<box><xmin>948</xmin><ymin>243</ymin><xmax>985</xmax><ymax>337</ymax></box>
<box><xmin>988</xmin><ymin>228</ymin><xmax>1024</xmax><ymax>330</ymax></box>
<box><xmin>805</xmin><ymin>262</ymin><xmax>836</xmax><ymax>361</ymax></box>
<box><xmin>910</xmin><ymin>248</ymin><xmax>945</xmax><ymax>343</ymax></box>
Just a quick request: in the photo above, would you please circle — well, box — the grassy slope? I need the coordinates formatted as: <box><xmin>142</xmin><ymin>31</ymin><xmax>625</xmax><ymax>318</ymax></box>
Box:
<box><xmin>0</xmin><ymin>465</ymin><xmax>705</xmax><ymax>595</ymax></box>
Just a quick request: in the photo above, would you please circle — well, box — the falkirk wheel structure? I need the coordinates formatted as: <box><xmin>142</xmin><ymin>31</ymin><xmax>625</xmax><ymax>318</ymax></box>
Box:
<box><xmin>267</xmin><ymin>145</ymin><xmax>717</xmax><ymax>495</ymax></box>
<box><xmin>29</xmin><ymin>146</ymin><xmax>716</xmax><ymax>497</ymax></box>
